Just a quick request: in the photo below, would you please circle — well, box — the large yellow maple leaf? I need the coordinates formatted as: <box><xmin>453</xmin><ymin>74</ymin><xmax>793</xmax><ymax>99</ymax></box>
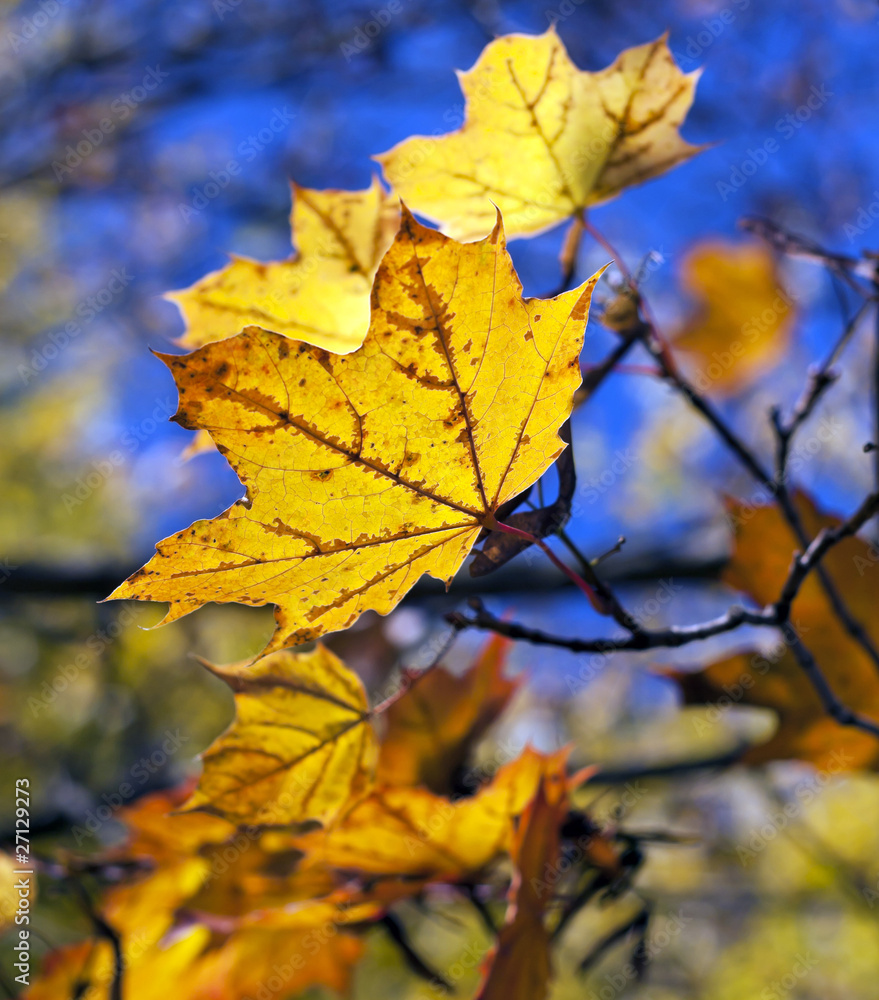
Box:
<box><xmin>376</xmin><ymin>29</ymin><xmax>703</xmax><ymax>240</ymax></box>
<box><xmin>109</xmin><ymin>209</ymin><xmax>600</xmax><ymax>653</ymax></box>
<box><xmin>676</xmin><ymin>494</ymin><xmax>879</xmax><ymax>769</ymax></box>
<box><xmin>184</xmin><ymin>644</ymin><xmax>378</xmax><ymax>826</ymax></box>
<box><xmin>168</xmin><ymin>177</ymin><xmax>399</xmax><ymax>352</ymax></box>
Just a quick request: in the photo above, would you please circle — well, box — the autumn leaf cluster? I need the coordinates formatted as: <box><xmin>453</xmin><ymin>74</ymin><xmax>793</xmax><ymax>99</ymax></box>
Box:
<box><xmin>21</xmin><ymin>21</ymin><xmax>879</xmax><ymax>1000</ymax></box>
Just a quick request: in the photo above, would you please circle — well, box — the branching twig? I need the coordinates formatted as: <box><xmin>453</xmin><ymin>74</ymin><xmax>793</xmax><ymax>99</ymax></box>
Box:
<box><xmin>449</xmin><ymin>596</ymin><xmax>770</xmax><ymax>654</ymax></box>
<box><xmin>585</xmin><ymin>219</ymin><xmax>879</xmax><ymax>682</ymax></box>
<box><xmin>774</xmin><ymin>491</ymin><xmax>879</xmax><ymax>621</ymax></box>
<box><xmin>453</xmin><ymin>488</ymin><xmax>879</xmax><ymax>741</ymax></box>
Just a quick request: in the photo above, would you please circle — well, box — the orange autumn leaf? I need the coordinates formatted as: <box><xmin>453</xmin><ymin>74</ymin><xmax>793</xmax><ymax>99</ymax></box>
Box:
<box><xmin>183</xmin><ymin>644</ymin><xmax>378</xmax><ymax>826</ymax></box>
<box><xmin>26</xmin><ymin>785</ymin><xmax>371</xmax><ymax>1000</ymax></box>
<box><xmin>476</xmin><ymin>758</ymin><xmax>569</xmax><ymax>1000</ymax></box>
<box><xmin>376</xmin><ymin>634</ymin><xmax>520</xmax><ymax>793</ymax></box>
<box><xmin>377</xmin><ymin>29</ymin><xmax>703</xmax><ymax>240</ymax></box>
<box><xmin>293</xmin><ymin>747</ymin><xmax>570</xmax><ymax>881</ymax></box>
<box><xmin>178</xmin><ymin>921</ymin><xmax>364</xmax><ymax>1000</ymax></box>
<box><xmin>672</xmin><ymin>239</ymin><xmax>795</xmax><ymax>394</ymax></box>
<box><xmin>118</xmin><ymin>784</ymin><xmax>238</xmax><ymax>862</ymax></box>
<box><xmin>108</xmin><ymin>209</ymin><xmax>601</xmax><ymax>654</ymax></box>
<box><xmin>675</xmin><ymin>493</ymin><xmax>879</xmax><ymax>769</ymax></box>
<box><xmin>169</xmin><ymin>178</ymin><xmax>399</xmax><ymax>353</ymax></box>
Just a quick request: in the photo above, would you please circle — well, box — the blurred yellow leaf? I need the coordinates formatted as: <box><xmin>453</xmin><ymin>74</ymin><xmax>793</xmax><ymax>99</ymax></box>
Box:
<box><xmin>0</xmin><ymin>852</ymin><xmax>26</xmax><ymax>933</ymax></box>
<box><xmin>377</xmin><ymin>30</ymin><xmax>703</xmax><ymax>240</ymax></box>
<box><xmin>376</xmin><ymin>634</ymin><xmax>519</xmax><ymax>793</ymax></box>
<box><xmin>110</xmin><ymin>209</ymin><xmax>600</xmax><ymax>654</ymax></box>
<box><xmin>184</xmin><ymin>644</ymin><xmax>377</xmax><ymax>825</ymax></box>
<box><xmin>169</xmin><ymin>178</ymin><xmax>399</xmax><ymax>352</ymax></box>
<box><xmin>24</xmin><ymin>929</ymin><xmax>212</xmax><ymax>1000</ymax></box>
<box><xmin>293</xmin><ymin>747</ymin><xmax>569</xmax><ymax>881</ymax></box>
<box><xmin>673</xmin><ymin>239</ymin><xmax>795</xmax><ymax>393</ymax></box>
<box><xmin>180</xmin><ymin>924</ymin><xmax>364</xmax><ymax>1000</ymax></box>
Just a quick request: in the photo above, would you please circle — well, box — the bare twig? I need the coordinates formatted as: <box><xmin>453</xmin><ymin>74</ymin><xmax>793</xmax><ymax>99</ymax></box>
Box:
<box><xmin>741</xmin><ymin>216</ymin><xmax>871</xmax><ymax>297</ymax></box>
<box><xmin>774</xmin><ymin>491</ymin><xmax>879</xmax><ymax>621</ymax></box>
<box><xmin>449</xmin><ymin>596</ymin><xmax>770</xmax><ymax>654</ymax></box>
<box><xmin>454</xmin><ymin>488</ymin><xmax>879</xmax><ymax>742</ymax></box>
<box><xmin>70</xmin><ymin>880</ymin><xmax>124</xmax><ymax>1000</ymax></box>
<box><xmin>585</xmin><ymin>219</ymin><xmax>879</xmax><ymax>679</ymax></box>
<box><xmin>380</xmin><ymin>914</ymin><xmax>453</xmax><ymax>991</ymax></box>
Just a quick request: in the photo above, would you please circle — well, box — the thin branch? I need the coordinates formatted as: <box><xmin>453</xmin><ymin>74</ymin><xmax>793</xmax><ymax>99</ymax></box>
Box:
<box><xmin>774</xmin><ymin>491</ymin><xmax>879</xmax><ymax>621</ymax></box>
<box><xmin>741</xmin><ymin>216</ymin><xmax>871</xmax><ymax>297</ymax></box>
<box><xmin>449</xmin><ymin>596</ymin><xmax>770</xmax><ymax>654</ymax></box>
<box><xmin>785</xmin><ymin>633</ymin><xmax>879</xmax><ymax>739</ymax></box>
<box><xmin>370</xmin><ymin>624</ymin><xmax>463</xmax><ymax>717</ymax></box>
<box><xmin>454</xmin><ymin>490</ymin><xmax>879</xmax><ymax>742</ymax></box>
<box><xmin>70</xmin><ymin>880</ymin><xmax>123</xmax><ymax>1000</ymax></box>
<box><xmin>577</xmin><ymin>905</ymin><xmax>651</xmax><ymax>976</ymax></box>
<box><xmin>584</xmin><ymin>218</ymin><xmax>879</xmax><ymax>679</ymax></box>
<box><xmin>549</xmin><ymin>212</ymin><xmax>585</xmax><ymax>296</ymax></box>
<box><xmin>380</xmin><ymin>914</ymin><xmax>453</xmax><ymax>991</ymax></box>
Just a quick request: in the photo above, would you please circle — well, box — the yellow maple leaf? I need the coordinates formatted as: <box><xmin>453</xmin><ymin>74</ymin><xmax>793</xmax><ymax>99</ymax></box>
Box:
<box><xmin>108</xmin><ymin>209</ymin><xmax>600</xmax><ymax>653</ymax></box>
<box><xmin>672</xmin><ymin>239</ymin><xmax>795</xmax><ymax>393</ymax></box>
<box><xmin>168</xmin><ymin>177</ymin><xmax>399</xmax><ymax>352</ymax></box>
<box><xmin>376</xmin><ymin>634</ymin><xmax>519</xmax><ymax>792</ymax></box>
<box><xmin>293</xmin><ymin>747</ymin><xmax>568</xmax><ymax>880</ymax></box>
<box><xmin>675</xmin><ymin>493</ymin><xmax>879</xmax><ymax>769</ymax></box>
<box><xmin>184</xmin><ymin>644</ymin><xmax>377</xmax><ymax>825</ymax></box>
<box><xmin>376</xmin><ymin>29</ymin><xmax>703</xmax><ymax>241</ymax></box>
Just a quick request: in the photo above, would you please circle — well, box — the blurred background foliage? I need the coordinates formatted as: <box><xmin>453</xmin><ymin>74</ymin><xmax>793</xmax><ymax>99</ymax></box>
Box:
<box><xmin>3</xmin><ymin>0</ymin><xmax>879</xmax><ymax>996</ymax></box>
